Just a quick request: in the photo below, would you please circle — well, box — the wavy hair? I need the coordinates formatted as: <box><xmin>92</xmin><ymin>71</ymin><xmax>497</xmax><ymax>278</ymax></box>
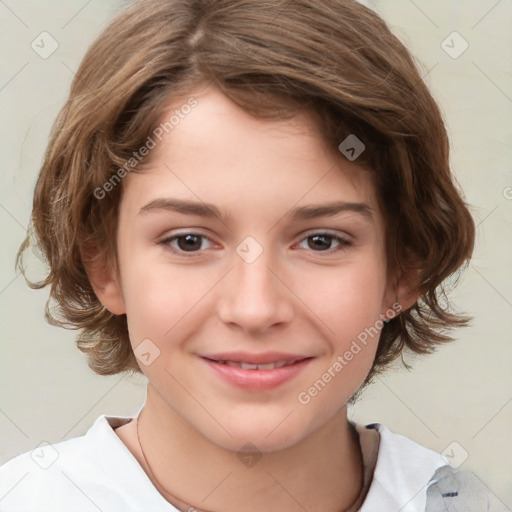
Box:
<box><xmin>18</xmin><ymin>0</ymin><xmax>475</xmax><ymax>381</ymax></box>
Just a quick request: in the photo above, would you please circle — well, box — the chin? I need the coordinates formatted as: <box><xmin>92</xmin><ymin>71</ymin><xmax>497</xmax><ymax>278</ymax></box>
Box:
<box><xmin>202</xmin><ymin>410</ymin><xmax>323</xmax><ymax>454</ymax></box>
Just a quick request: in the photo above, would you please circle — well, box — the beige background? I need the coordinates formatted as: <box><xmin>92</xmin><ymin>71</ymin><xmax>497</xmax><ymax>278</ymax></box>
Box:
<box><xmin>1</xmin><ymin>0</ymin><xmax>511</xmax><ymax>506</ymax></box>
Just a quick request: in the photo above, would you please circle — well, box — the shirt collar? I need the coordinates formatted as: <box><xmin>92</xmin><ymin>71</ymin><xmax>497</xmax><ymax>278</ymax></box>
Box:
<box><xmin>355</xmin><ymin>423</ymin><xmax>447</xmax><ymax>512</ymax></box>
<box><xmin>88</xmin><ymin>415</ymin><xmax>447</xmax><ymax>512</ymax></box>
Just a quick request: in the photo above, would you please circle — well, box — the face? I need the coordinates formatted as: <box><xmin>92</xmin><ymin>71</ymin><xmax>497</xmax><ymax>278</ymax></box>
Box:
<box><xmin>103</xmin><ymin>84</ymin><xmax>400</xmax><ymax>453</ymax></box>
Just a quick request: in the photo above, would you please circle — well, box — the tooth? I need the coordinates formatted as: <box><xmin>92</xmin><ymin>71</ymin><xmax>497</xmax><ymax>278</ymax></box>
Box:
<box><xmin>240</xmin><ymin>363</ymin><xmax>259</xmax><ymax>370</ymax></box>
<box><xmin>258</xmin><ymin>363</ymin><xmax>276</xmax><ymax>370</ymax></box>
<box><xmin>221</xmin><ymin>360</ymin><xmax>300</xmax><ymax>370</ymax></box>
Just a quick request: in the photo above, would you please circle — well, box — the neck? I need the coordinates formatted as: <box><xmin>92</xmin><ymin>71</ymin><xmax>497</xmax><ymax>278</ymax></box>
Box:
<box><xmin>134</xmin><ymin>386</ymin><xmax>363</xmax><ymax>512</ymax></box>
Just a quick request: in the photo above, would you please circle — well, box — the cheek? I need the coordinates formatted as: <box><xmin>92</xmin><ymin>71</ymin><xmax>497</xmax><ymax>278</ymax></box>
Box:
<box><xmin>296</xmin><ymin>256</ymin><xmax>388</xmax><ymax>339</ymax></box>
<box><xmin>119</xmin><ymin>256</ymin><xmax>217</xmax><ymax>345</ymax></box>
<box><xmin>292</xmin><ymin>258</ymin><xmax>387</xmax><ymax>404</ymax></box>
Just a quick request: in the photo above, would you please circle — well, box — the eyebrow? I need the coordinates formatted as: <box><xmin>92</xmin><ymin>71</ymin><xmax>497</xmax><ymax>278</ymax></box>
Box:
<box><xmin>139</xmin><ymin>198</ymin><xmax>373</xmax><ymax>221</ymax></box>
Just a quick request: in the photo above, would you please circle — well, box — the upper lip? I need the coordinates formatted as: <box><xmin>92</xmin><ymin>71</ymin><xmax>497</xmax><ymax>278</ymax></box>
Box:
<box><xmin>201</xmin><ymin>352</ymin><xmax>313</xmax><ymax>365</ymax></box>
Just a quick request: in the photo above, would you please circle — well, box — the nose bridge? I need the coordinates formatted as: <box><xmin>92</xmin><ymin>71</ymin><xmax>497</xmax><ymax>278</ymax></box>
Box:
<box><xmin>217</xmin><ymin>238</ymin><xmax>293</xmax><ymax>332</ymax></box>
<box><xmin>237</xmin><ymin>250</ymin><xmax>275</xmax><ymax>293</ymax></box>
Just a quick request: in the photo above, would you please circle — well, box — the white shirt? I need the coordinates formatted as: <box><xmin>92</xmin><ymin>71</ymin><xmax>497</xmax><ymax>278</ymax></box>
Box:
<box><xmin>0</xmin><ymin>415</ymin><xmax>448</xmax><ymax>512</ymax></box>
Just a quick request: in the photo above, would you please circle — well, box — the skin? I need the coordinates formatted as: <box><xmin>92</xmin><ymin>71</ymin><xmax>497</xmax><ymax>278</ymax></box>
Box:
<box><xmin>90</xmin><ymin>83</ymin><xmax>417</xmax><ymax>512</ymax></box>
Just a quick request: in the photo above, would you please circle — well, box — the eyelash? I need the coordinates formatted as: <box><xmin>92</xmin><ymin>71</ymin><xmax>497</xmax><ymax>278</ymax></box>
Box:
<box><xmin>159</xmin><ymin>231</ymin><xmax>353</xmax><ymax>256</ymax></box>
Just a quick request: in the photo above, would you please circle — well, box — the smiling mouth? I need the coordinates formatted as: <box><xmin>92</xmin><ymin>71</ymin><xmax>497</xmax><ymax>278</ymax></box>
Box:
<box><xmin>203</xmin><ymin>358</ymin><xmax>307</xmax><ymax>370</ymax></box>
<box><xmin>201</xmin><ymin>355</ymin><xmax>314</xmax><ymax>390</ymax></box>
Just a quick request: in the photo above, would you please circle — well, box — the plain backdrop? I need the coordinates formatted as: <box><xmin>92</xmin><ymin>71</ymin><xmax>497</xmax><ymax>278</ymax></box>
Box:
<box><xmin>1</xmin><ymin>0</ymin><xmax>511</xmax><ymax>506</ymax></box>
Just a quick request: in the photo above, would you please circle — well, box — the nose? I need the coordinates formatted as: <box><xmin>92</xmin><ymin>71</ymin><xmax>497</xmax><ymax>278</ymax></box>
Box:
<box><xmin>217</xmin><ymin>246</ymin><xmax>294</xmax><ymax>335</ymax></box>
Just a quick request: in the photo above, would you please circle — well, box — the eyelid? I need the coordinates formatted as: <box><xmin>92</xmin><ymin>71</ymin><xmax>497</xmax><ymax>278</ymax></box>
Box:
<box><xmin>299</xmin><ymin>228</ymin><xmax>353</xmax><ymax>241</ymax></box>
<box><xmin>159</xmin><ymin>228</ymin><xmax>354</xmax><ymax>256</ymax></box>
<box><xmin>293</xmin><ymin>229</ymin><xmax>353</xmax><ymax>253</ymax></box>
<box><xmin>159</xmin><ymin>230</ymin><xmax>218</xmax><ymax>253</ymax></box>
<box><xmin>159</xmin><ymin>228</ymin><xmax>211</xmax><ymax>238</ymax></box>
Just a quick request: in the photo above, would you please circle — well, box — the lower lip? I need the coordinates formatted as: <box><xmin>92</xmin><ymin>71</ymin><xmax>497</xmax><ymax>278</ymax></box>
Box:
<box><xmin>202</xmin><ymin>358</ymin><xmax>313</xmax><ymax>391</ymax></box>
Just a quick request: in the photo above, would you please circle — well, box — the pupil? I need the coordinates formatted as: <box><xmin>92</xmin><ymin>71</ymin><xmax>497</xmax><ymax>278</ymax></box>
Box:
<box><xmin>178</xmin><ymin>234</ymin><xmax>201</xmax><ymax>251</ymax></box>
<box><xmin>309</xmin><ymin>235</ymin><xmax>331</xmax><ymax>251</ymax></box>
<box><xmin>176</xmin><ymin>235</ymin><xmax>334</xmax><ymax>252</ymax></box>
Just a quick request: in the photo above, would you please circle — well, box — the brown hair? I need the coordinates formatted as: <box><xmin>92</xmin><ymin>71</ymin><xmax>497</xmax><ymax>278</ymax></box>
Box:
<box><xmin>18</xmin><ymin>0</ymin><xmax>475</xmax><ymax>381</ymax></box>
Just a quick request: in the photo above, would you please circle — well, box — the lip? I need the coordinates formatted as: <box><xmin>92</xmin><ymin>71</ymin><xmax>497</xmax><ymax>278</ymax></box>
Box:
<box><xmin>200</xmin><ymin>352</ymin><xmax>314</xmax><ymax>391</ymax></box>
<box><xmin>201</xmin><ymin>351</ymin><xmax>312</xmax><ymax>365</ymax></box>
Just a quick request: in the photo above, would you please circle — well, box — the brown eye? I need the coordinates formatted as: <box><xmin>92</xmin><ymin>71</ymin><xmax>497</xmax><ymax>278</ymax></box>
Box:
<box><xmin>161</xmin><ymin>233</ymin><xmax>213</xmax><ymax>253</ymax></box>
<box><xmin>297</xmin><ymin>232</ymin><xmax>352</xmax><ymax>253</ymax></box>
<box><xmin>308</xmin><ymin>234</ymin><xmax>334</xmax><ymax>251</ymax></box>
<box><xmin>176</xmin><ymin>234</ymin><xmax>203</xmax><ymax>251</ymax></box>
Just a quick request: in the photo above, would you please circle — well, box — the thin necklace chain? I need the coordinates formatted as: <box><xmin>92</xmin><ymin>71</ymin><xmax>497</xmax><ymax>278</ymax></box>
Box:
<box><xmin>136</xmin><ymin>408</ymin><xmax>212</xmax><ymax>512</ymax></box>
<box><xmin>135</xmin><ymin>410</ymin><xmax>365</xmax><ymax>512</ymax></box>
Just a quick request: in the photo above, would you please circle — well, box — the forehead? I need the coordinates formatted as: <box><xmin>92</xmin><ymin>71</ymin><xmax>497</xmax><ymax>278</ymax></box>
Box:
<box><xmin>154</xmin><ymin>85</ymin><xmax>334</xmax><ymax>163</ymax></box>
<box><xmin>121</xmin><ymin>84</ymin><xmax>381</xmax><ymax>224</ymax></box>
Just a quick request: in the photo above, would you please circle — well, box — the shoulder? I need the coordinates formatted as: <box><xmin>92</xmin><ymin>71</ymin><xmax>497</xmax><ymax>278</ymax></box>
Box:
<box><xmin>354</xmin><ymin>423</ymin><xmax>494</xmax><ymax>512</ymax></box>
<box><xmin>359</xmin><ymin>423</ymin><xmax>447</xmax><ymax>511</ymax></box>
<box><xmin>426</xmin><ymin>465</ymin><xmax>500</xmax><ymax>511</ymax></box>
<box><xmin>0</xmin><ymin>415</ymin><xmax>132</xmax><ymax>512</ymax></box>
<box><xmin>0</xmin><ymin>437</ymin><xmax>102</xmax><ymax>511</ymax></box>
